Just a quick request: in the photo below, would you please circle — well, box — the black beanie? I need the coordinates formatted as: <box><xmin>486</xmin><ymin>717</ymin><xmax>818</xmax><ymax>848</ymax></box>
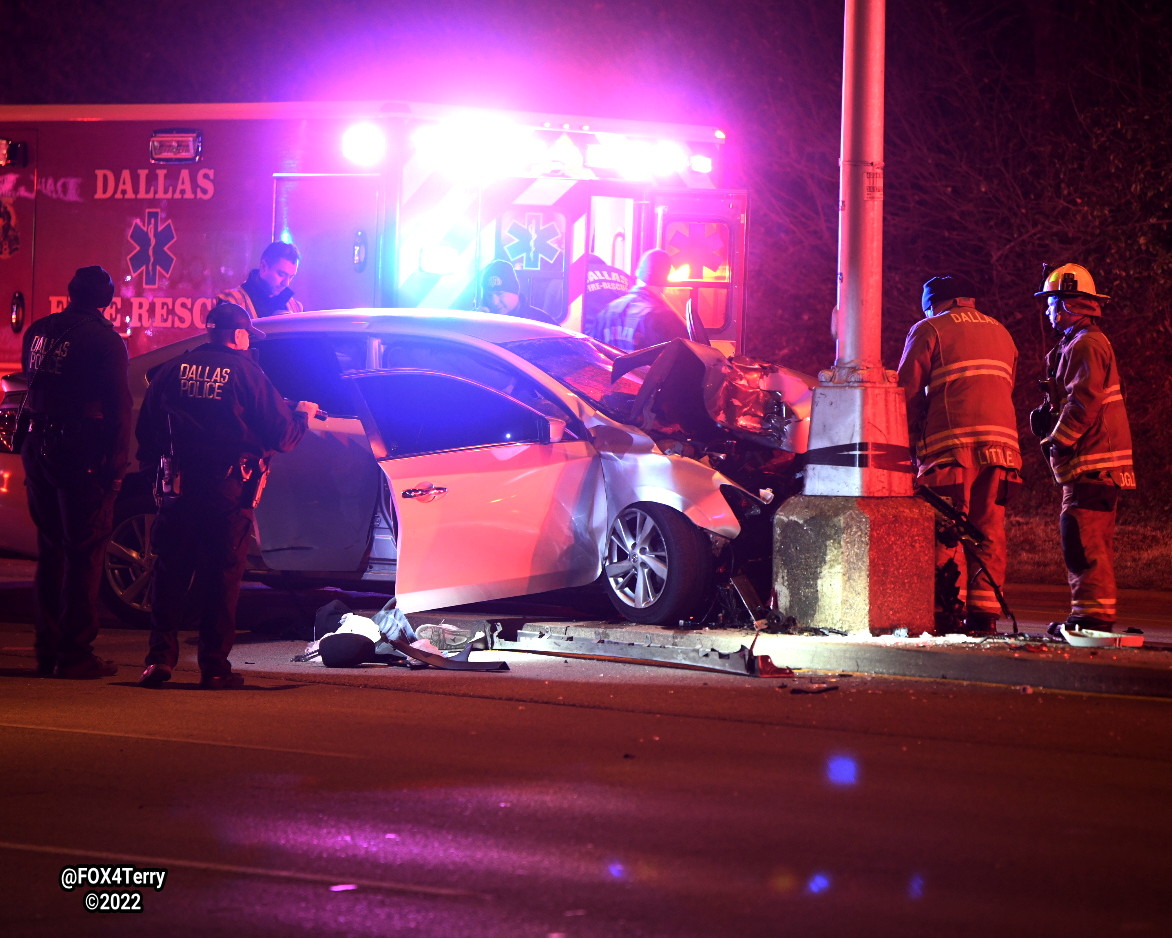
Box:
<box><xmin>481</xmin><ymin>259</ymin><xmax>520</xmax><ymax>296</ymax></box>
<box><xmin>68</xmin><ymin>266</ymin><xmax>116</xmax><ymax>309</ymax></box>
<box><xmin>921</xmin><ymin>274</ymin><xmax>979</xmax><ymax>312</ymax></box>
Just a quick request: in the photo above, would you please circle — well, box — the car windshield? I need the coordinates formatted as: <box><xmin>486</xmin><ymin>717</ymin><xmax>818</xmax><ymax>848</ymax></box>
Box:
<box><xmin>499</xmin><ymin>336</ymin><xmax>645</xmax><ymax>420</ymax></box>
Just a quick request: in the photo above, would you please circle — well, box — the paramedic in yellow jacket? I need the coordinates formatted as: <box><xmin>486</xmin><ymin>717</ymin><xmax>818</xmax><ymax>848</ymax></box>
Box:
<box><xmin>1033</xmin><ymin>264</ymin><xmax>1135</xmax><ymax>637</ymax></box>
<box><xmin>897</xmin><ymin>275</ymin><xmax>1021</xmax><ymax>635</ymax></box>
<box><xmin>216</xmin><ymin>240</ymin><xmax>305</xmax><ymax>318</ymax></box>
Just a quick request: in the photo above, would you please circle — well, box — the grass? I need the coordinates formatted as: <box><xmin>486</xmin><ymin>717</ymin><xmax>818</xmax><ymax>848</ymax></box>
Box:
<box><xmin>1006</xmin><ymin>508</ymin><xmax>1172</xmax><ymax>592</ymax></box>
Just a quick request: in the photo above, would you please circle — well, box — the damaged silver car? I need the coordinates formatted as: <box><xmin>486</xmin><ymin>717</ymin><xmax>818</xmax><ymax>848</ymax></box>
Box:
<box><xmin>0</xmin><ymin>309</ymin><xmax>813</xmax><ymax>626</ymax></box>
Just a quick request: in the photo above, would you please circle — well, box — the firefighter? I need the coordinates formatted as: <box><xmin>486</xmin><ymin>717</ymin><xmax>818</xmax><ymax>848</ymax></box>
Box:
<box><xmin>19</xmin><ymin>266</ymin><xmax>132</xmax><ymax>678</ymax></box>
<box><xmin>135</xmin><ymin>302</ymin><xmax>318</xmax><ymax>689</ymax></box>
<box><xmin>216</xmin><ymin>240</ymin><xmax>305</xmax><ymax>318</ymax></box>
<box><xmin>897</xmin><ymin>275</ymin><xmax>1021</xmax><ymax>635</ymax></box>
<box><xmin>477</xmin><ymin>258</ymin><xmax>556</xmax><ymax>324</ymax></box>
<box><xmin>1032</xmin><ymin>264</ymin><xmax>1135</xmax><ymax>637</ymax></box>
<box><xmin>591</xmin><ymin>249</ymin><xmax>703</xmax><ymax>351</ymax></box>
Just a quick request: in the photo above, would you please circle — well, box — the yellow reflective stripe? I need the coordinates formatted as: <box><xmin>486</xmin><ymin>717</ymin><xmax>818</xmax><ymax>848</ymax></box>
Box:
<box><xmin>1071</xmin><ymin>600</ymin><xmax>1116</xmax><ymax>617</ymax></box>
<box><xmin>926</xmin><ymin>359</ymin><xmax>1013</xmax><ymax>392</ymax></box>
<box><xmin>1069</xmin><ymin>450</ymin><xmax>1133</xmax><ymax>471</ymax></box>
<box><xmin>1051</xmin><ymin>422</ymin><xmax>1079</xmax><ymax>446</ymax></box>
<box><xmin>919</xmin><ymin>426</ymin><xmax>1019</xmax><ymax>457</ymax></box>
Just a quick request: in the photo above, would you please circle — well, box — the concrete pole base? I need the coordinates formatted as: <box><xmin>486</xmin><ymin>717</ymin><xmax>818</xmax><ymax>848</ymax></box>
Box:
<box><xmin>773</xmin><ymin>494</ymin><xmax>935</xmax><ymax>636</ymax></box>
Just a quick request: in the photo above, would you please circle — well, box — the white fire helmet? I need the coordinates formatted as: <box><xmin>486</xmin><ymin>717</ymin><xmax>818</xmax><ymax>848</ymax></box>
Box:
<box><xmin>1034</xmin><ymin>263</ymin><xmax>1110</xmax><ymax>301</ymax></box>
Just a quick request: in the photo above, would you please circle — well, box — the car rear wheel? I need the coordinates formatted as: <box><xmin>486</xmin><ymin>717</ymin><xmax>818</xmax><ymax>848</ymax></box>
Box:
<box><xmin>602</xmin><ymin>502</ymin><xmax>714</xmax><ymax>625</ymax></box>
<box><xmin>101</xmin><ymin>499</ymin><xmax>158</xmax><ymax>628</ymax></box>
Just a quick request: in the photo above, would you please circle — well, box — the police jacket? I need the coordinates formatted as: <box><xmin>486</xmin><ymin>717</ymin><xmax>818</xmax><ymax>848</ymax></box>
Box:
<box><xmin>897</xmin><ymin>305</ymin><xmax>1021</xmax><ymax>472</ymax></box>
<box><xmin>136</xmin><ymin>342</ymin><xmax>308</xmax><ymax>481</ymax></box>
<box><xmin>1044</xmin><ymin>321</ymin><xmax>1135</xmax><ymax>487</ymax></box>
<box><xmin>593</xmin><ymin>285</ymin><xmax>689</xmax><ymax>352</ymax></box>
<box><xmin>21</xmin><ymin>304</ymin><xmax>132</xmax><ymax>481</ymax></box>
<box><xmin>216</xmin><ymin>270</ymin><xmax>304</xmax><ymax>319</ymax></box>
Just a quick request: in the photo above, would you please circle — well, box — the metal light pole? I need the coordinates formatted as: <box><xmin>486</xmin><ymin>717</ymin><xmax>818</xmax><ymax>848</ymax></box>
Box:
<box><xmin>833</xmin><ymin>0</ymin><xmax>885</xmax><ymax>382</ymax></box>
<box><xmin>771</xmin><ymin>0</ymin><xmax>933</xmax><ymax>636</ymax></box>
<box><xmin>802</xmin><ymin>0</ymin><xmax>911</xmax><ymax>498</ymax></box>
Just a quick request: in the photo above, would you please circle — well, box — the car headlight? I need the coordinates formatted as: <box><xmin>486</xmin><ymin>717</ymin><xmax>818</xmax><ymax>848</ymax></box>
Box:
<box><xmin>720</xmin><ymin>484</ymin><xmax>764</xmax><ymax>522</ymax></box>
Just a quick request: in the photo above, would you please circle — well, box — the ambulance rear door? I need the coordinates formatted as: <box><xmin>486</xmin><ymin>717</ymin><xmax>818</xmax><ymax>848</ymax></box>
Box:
<box><xmin>0</xmin><ymin>129</ymin><xmax>34</xmax><ymax>371</ymax></box>
<box><xmin>644</xmin><ymin>189</ymin><xmax>748</xmax><ymax>356</ymax></box>
<box><xmin>273</xmin><ymin>173</ymin><xmax>386</xmax><ymax>311</ymax></box>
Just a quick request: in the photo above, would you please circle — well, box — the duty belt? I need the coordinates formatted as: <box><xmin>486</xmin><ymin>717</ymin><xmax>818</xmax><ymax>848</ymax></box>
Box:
<box><xmin>27</xmin><ymin>414</ymin><xmax>99</xmax><ymax>433</ymax></box>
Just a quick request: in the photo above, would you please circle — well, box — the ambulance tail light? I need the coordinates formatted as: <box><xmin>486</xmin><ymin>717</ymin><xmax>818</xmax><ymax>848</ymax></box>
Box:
<box><xmin>342</xmin><ymin>121</ymin><xmax>388</xmax><ymax>167</ymax></box>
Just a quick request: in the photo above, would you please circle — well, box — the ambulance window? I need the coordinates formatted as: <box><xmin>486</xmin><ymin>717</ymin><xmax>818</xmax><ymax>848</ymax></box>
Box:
<box><xmin>253</xmin><ymin>335</ymin><xmax>366</xmax><ymax>416</ymax></box>
<box><xmin>662</xmin><ymin>219</ymin><xmax>733</xmax><ymax>334</ymax></box>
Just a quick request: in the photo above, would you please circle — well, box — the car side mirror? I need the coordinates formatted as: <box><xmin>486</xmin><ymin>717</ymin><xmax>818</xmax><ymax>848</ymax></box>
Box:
<box><xmin>545</xmin><ymin>417</ymin><xmax>567</xmax><ymax>444</ymax></box>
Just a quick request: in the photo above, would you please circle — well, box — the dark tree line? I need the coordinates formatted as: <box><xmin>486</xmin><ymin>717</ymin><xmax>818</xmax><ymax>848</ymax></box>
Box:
<box><xmin>5</xmin><ymin>0</ymin><xmax>1170</xmax><ymax>518</ymax></box>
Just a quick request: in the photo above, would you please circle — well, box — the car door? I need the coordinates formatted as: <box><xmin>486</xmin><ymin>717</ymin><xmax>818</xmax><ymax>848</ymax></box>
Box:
<box><xmin>347</xmin><ymin>369</ymin><xmax>604</xmax><ymax>614</ymax></box>
<box><xmin>252</xmin><ymin>334</ymin><xmax>385</xmax><ymax>572</ymax></box>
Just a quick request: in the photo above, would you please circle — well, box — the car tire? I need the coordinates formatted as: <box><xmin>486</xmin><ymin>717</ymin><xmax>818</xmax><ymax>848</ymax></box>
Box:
<box><xmin>601</xmin><ymin>502</ymin><xmax>714</xmax><ymax>626</ymax></box>
<box><xmin>100</xmin><ymin>496</ymin><xmax>159</xmax><ymax>628</ymax></box>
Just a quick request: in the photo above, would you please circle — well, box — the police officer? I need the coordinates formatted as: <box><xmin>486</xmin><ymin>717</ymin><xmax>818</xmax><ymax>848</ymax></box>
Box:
<box><xmin>897</xmin><ymin>275</ymin><xmax>1021</xmax><ymax>635</ymax></box>
<box><xmin>135</xmin><ymin>302</ymin><xmax>318</xmax><ymax>688</ymax></box>
<box><xmin>215</xmin><ymin>240</ymin><xmax>305</xmax><ymax>318</ymax></box>
<box><xmin>1032</xmin><ymin>264</ymin><xmax>1135</xmax><ymax>638</ymax></box>
<box><xmin>20</xmin><ymin>265</ymin><xmax>131</xmax><ymax>678</ymax></box>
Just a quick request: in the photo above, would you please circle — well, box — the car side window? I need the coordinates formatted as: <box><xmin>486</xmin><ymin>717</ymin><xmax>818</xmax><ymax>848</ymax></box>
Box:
<box><xmin>377</xmin><ymin>337</ymin><xmax>576</xmax><ymax>429</ymax></box>
<box><xmin>350</xmin><ymin>371</ymin><xmax>553</xmax><ymax>459</ymax></box>
<box><xmin>254</xmin><ymin>335</ymin><xmax>367</xmax><ymax>416</ymax></box>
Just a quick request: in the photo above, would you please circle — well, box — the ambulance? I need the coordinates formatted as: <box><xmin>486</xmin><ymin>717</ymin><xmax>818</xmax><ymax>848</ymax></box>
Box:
<box><xmin>0</xmin><ymin>99</ymin><xmax>748</xmax><ymax>370</ymax></box>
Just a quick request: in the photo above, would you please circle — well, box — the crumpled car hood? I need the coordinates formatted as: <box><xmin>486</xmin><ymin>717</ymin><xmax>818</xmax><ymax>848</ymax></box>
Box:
<box><xmin>611</xmin><ymin>339</ymin><xmax>814</xmax><ymax>455</ymax></box>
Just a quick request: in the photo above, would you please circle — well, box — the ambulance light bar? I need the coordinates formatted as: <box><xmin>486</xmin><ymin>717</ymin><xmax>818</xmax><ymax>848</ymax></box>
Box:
<box><xmin>369</xmin><ymin>114</ymin><xmax>715</xmax><ymax>182</ymax></box>
<box><xmin>149</xmin><ymin>129</ymin><xmax>202</xmax><ymax>163</ymax></box>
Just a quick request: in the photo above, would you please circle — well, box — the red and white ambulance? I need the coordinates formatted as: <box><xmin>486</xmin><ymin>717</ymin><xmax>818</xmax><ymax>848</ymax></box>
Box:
<box><xmin>0</xmin><ymin>99</ymin><xmax>748</xmax><ymax>370</ymax></box>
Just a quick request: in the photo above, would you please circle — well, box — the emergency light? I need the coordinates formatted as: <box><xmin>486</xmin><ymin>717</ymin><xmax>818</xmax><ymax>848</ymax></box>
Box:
<box><xmin>0</xmin><ymin>138</ymin><xmax>28</xmax><ymax>167</ymax></box>
<box><xmin>341</xmin><ymin>121</ymin><xmax>388</xmax><ymax>167</ymax></box>
<box><xmin>149</xmin><ymin>129</ymin><xmax>202</xmax><ymax>164</ymax></box>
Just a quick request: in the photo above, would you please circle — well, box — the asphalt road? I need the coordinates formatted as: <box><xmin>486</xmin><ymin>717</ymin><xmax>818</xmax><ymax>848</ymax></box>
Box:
<box><xmin>1</xmin><ymin>570</ymin><xmax>1171</xmax><ymax>936</ymax></box>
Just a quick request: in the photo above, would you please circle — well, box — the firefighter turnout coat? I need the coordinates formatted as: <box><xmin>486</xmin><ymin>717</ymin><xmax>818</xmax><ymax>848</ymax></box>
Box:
<box><xmin>1044</xmin><ymin>322</ymin><xmax>1135</xmax><ymax>488</ymax></box>
<box><xmin>215</xmin><ymin>271</ymin><xmax>304</xmax><ymax>319</ymax></box>
<box><xmin>897</xmin><ymin>306</ymin><xmax>1021</xmax><ymax>473</ymax></box>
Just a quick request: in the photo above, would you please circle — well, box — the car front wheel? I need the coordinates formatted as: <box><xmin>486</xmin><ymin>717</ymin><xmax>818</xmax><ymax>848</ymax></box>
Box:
<box><xmin>601</xmin><ymin>502</ymin><xmax>714</xmax><ymax>626</ymax></box>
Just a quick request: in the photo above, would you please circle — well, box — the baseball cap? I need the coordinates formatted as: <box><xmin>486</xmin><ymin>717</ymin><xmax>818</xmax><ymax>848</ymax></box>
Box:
<box><xmin>206</xmin><ymin>302</ymin><xmax>265</xmax><ymax>338</ymax></box>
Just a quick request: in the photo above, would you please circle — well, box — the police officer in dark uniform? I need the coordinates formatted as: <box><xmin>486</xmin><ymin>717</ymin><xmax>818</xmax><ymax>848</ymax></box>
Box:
<box><xmin>20</xmin><ymin>265</ymin><xmax>132</xmax><ymax>678</ymax></box>
<box><xmin>135</xmin><ymin>302</ymin><xmax>318</xmax><ymax>689</ymax></box>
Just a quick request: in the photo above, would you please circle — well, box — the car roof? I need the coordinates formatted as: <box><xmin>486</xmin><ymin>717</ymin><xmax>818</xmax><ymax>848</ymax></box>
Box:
<box><xmin>255</xmin><ymin>308</ymin><xmax>570</xmax><ymax>343</ymax></box>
